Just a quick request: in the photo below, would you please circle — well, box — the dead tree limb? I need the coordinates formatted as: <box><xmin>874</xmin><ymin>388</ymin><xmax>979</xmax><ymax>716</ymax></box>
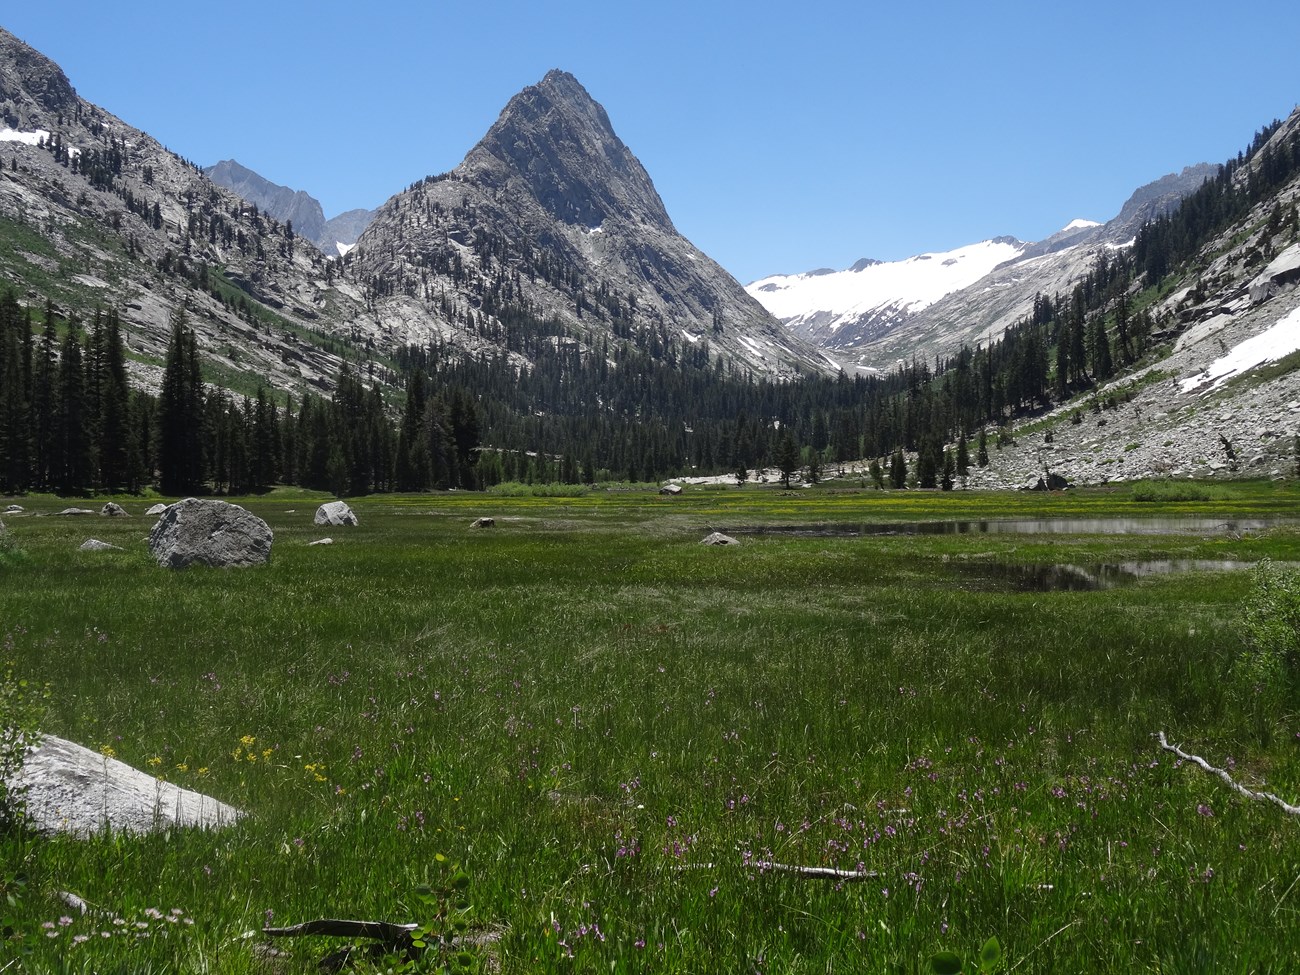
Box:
<box><xmin>262</xmin><ymin>919</ymin><xmax>418</xmax><ymax>944</ymax></box>
<box><xmin>1156</xmin><ymin>730</ymin><xmax>1300</xmax><ymax>817</ymax></box>
<box><xmin>679</xmin><ymin>860</ymin><xmax>879</xmax><ymax>881</ymax></box>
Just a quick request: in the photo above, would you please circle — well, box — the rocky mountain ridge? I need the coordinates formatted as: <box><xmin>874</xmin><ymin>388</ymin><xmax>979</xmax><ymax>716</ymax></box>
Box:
<box><xmin>203</xmin><ymin>158</ymin><xmax>375</xmax><ymax>255</ymax></box>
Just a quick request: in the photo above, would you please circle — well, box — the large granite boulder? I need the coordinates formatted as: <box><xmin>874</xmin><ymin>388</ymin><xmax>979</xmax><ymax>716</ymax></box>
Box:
<box><xmin>8</xmin><ymin>734</ymin><xmax>243</xmax><ymax>836</ymax></box>
<box><xmin>145</xmin><ymin>503</ymin><xmax>169</xmax><ymax>516</ymax></box>
<box><xmin>314</xmin><ymin>501</ymin><xmax>358</xmax><ymax>527</ymax></box>
<box><xmin>148</xmin><ymin>498</ymin><xmax>273</xmax><ymax>568</ymax></box>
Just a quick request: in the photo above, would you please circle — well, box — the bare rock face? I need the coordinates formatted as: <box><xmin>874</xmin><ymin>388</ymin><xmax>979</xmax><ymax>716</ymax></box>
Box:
<box><xmin>10</xmin><ymin>734</ymin><xmax>243</xmax><ymax>837</ymax></box>
<box><xmin>148</xmin><ymin>498</ymin><xmax>272</xmax><ymax>568</ymax></box>
<box><xmin>314</xmin><ymin>501</ymin><xmax>357</xmax><ymax>526</ymax></box>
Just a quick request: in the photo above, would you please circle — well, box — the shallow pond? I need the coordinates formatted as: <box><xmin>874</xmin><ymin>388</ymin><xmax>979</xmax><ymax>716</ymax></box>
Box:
<box><xmin>726</xmin><ymin>516</ymin><xmax>1295</xmax><ymax>537</ymax></box>
<box><xmin>957</xmin><ymin>559</ymin><xmax>1264</xmax><ymax>592</ymax></box>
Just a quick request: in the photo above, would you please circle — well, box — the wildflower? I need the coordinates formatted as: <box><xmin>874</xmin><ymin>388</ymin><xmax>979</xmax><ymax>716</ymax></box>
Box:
<box><xmin>1197</xmin><ymin>804</ymin><xmax>1214</xmax><ymax>817</ymax></box>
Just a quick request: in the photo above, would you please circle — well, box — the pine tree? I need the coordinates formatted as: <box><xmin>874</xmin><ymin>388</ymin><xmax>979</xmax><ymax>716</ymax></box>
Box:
<box><xmin>889</xmin><ymin>448</ymin><xmax>906</xmax><ymax>489</ymax></box>
<box><xmin>94</xmin><ymin>309</ymin><xmax>132</xmax><ymax>491</ymax></box>
<box><xmin>956</xmin><ymin>433</ymin><xmax>970</xmax><ymax>477</ymax></box>
<box><xmin>32</xmin><ymin>306</ymin><xmax>58</xmax><ymax>488</ymax></box>
<box><xmin>157</xmin><ymin>311</ymin><xmax>206</xmax><ymax>494</ymax></box>
<box><xmin>0</xmin><ymin>291</ymin><xmax>33</xmax><ymax>492</ymax></box>
<box><xmin>775</xmin><ymin>428</ymin><xmax>800</xmax><ymax>488</ymax></box>
<box><xmin>53</xmin><ymin>318</ymin><xmax>93</xmax><ymax>494</ymax></box>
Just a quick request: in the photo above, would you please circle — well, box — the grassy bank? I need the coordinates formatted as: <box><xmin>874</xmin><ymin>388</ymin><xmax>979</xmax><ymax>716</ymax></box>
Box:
<box><xmin>2</xmin><ymin>483</ymin><xmax>1299</xmax><ymax>972</ymax></box>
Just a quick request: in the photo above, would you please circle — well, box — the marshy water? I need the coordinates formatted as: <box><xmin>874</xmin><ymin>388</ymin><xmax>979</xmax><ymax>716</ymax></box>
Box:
<box><xmin>725</xmin><ymin>516</ymin><xmax>1295</xmax><ymax>537</ymax></box>
<box><xmin>956</xmin><ymin>559</ymin><xmax>1263</xmax><ymax>592</ymax></box>
<box><xmin>722</xmin><ymin>516</ymin><xmax>1297</xmax><ymax>591</ymax></box>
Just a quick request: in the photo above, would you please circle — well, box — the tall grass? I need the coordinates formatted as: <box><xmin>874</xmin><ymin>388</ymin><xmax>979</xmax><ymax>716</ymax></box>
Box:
<box><xmin>1</xmin><ymin>488</ymin><xmax>1299</xmax><ymax>971</ymax></box>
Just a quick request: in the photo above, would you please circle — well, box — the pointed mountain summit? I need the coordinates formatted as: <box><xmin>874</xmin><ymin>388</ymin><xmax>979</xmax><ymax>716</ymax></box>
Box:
<box><xmin>464</xmin><ymin>70</ymin><xmax>674</xmax><ymax>232</ymax></box>
<box><xmin>352</xmin><ymin>70</ymin><xmax>820</xmax><ymax>374</ymax></box>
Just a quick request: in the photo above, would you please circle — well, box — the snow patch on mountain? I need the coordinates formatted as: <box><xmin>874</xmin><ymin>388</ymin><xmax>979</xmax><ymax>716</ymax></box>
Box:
<box><xmin>1061</xmin><ymin>218</ymin><xmax>1101</xmax><ymax>232</ymax></box>
<box><xmin>1179</xmin><ymin>305</ymin><xmax>1300</xmax><ymax>392</ymax></box>
<box><xmin>0</xmin><ymin>126</ymin><xmax>49</xmax><ymax>146</ymax></box>
<box><xmin>747</xmin><ymin>238</ymin><xmax>1027</xmax><ymax>329</ymax></box>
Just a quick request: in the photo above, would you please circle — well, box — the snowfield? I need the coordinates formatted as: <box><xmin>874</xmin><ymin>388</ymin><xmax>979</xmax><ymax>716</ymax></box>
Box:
<box><xmin>747</xmin><ymin>238</ymin><xmax>1026</xmax><ymax>326</ymax></box>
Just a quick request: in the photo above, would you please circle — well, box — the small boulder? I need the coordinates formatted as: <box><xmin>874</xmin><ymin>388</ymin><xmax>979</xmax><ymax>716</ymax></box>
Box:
<box><xmin>100</xmin><ymin>502</ymin><xmax>129</xmax><ymax>517</ymax></box>
<box><xmin>9</xmin><ymin>734</ymin><xmax>243</xmax><ymax>837</ymax></box>
<box><xmin>700</xmin><ymin>532</ymin><xmax>740</xmax><ymax>546</ymax></box>
<box><xmin>145</xmin><ymin>503</ymin><xmax>169</xmax><ymax>516</ymax></box>
<box><xmin>470</xmin><ymin>517</ymin><xmax>495</xmax><ymax>528</ymax></box>
<box><xmin>309</xmin><ymin>537</ymin><xmax>334</xmax><ymax>546</ymax></box>
<box><xmin>314</xmin><ymin>501</ymin><xmax>358</xmax><ymax>527</ymax></box>
<box><xmin>148</xmin><ymin>498</ymin><xmax>273</xmax><ymax>569</ymax></box>
<box><xmin>79</xmin><ymin>538</ymin><xmax>123</xmax><ymax>552</ymax></box>
<box><xmin>53</xmin><ymin>507</ymin><xmax>94</xmax><ymax>516</ymax></box>
<box><xmin>659</xmin><ymin>483</ymin><xmax>683</xmax><ymax>495</ymax></box>
<box><xmin>4</xmin><ymin>504</ymin><xmax>22</xmax><ymax>514</ymax></box>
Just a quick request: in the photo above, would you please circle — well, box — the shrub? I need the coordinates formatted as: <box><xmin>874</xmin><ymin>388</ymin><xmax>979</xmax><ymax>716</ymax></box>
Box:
<box><xmin>1231</xmin><ymin>561</ymin><xmax>1300</xmax><ymax>743</ymax></box>
<box><xmin>0</xmin><ymin>662</ymin><xmax>47</xmax><ymax>831</ymax></box>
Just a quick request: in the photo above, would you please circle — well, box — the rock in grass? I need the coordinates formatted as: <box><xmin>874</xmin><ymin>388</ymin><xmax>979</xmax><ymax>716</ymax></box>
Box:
<box><xmin>470</xmin><ymin>517</ymin><xmax>495</xmax><ymax>528</ymax></box>
<box><xmin>53</xmin><ymin>507</ymin><xmax>94</xmax><ymax>516</ymax></box>
<box><xmin>148</xmin><ymin>497</ymin><xmax>273</xmax><ymax>568</ymax></box>
<box><xmin>145</xmin><ymin>502</ymin><xmax>169</xmax><ymax>516</ymax></box>
<box><xmin>78</xmin><ymin>538</ymin><xmax>122</xmax><ymax>552</ymax></box>
<box><xmin>100</xmin><ymin>502</ymin><xmax>129</xmax><ymax>517</ymax></box>
<box><xmin>700</xmin><ymin>532</ymin><xmax>740</xmax><ymax>546</ymax></box>
<box><xmin>4</xmin><ymin>504</ymin><xmax>22</xmax><ymax>514</ymax></box>
<box><xmin>309</xmin><ymin>537</ymin><xmax>334</xmax><ymax>546</ymax></box>
<box><xmin>314</xmin><ymin>501</ymin><xmax>358</xmax><ymax>527</ymax></box>
<box><xmin>9</xmin><ymin>734</ymin><xmax>243</xmax><ymax>837</ymax></box>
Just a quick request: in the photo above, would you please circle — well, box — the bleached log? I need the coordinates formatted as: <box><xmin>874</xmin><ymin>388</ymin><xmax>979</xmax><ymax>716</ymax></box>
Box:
<box><xmin>679</xmin><ymin>860</ymin><xmax>878</xmax><ymax>881</ymax></box>
<box><xmin>1156</xmin><ymin>730</ymin><xmax>1300</xmax><ymax>816</ymax></box>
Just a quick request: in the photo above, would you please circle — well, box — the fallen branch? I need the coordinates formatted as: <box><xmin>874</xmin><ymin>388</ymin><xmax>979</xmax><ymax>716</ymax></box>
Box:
<box><xmin>1156</xmin><ymin>730</ymin><xmax>1300</xmax><ymax>816</ymax></box>
<box><xmin>263</xmin><ymin>918</ymin><xmax>418</xmax><ymax>944</ymax></box>
<box><xmin>678</xmin><ymin>860</ymin><xmax>879</xmax><ymax>881</ymax></box>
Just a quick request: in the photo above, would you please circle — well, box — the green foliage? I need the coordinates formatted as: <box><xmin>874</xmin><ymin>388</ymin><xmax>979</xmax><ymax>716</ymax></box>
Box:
<box><xmin>0</xmin><ymin>663</ymin><xmax>48</xmax><ymax>831</ymax></box>
<box><xmin>380</xmin><ymin>856</ymin><xmax>479</xmax><ymax>974</ymax></box>
<box><xmin>1230</xmin><ymin>561</ymin><xmax>1300</xmax><ymax>743</ymax></box>
<box><xmin>1129</xmin><ymin>480</ymin><xmax>1232</xmax><ymax>502</ymax></box>
<box><xmin>930</xmin><ymin>937</ymin><xmax>1002</xmax><ymax>974</ymax></box>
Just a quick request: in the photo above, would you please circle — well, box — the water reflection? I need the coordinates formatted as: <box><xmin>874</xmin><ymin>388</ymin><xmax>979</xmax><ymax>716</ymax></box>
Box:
<box><xmin>959</xmin><ymin>560</ymin><xmax>1262</xmax><ymax>592</ymax></box>
<box><xmin>727</xmin><ymin>517</ymin><xmax>1292</xmax><ymax>537</ymax></box>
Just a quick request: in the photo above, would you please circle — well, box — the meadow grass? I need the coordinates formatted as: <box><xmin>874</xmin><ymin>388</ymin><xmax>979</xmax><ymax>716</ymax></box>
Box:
<box><xmin>2</xmin><ymin>483</ymin><xmax>1299</xmax><ymax>972</ymax></box>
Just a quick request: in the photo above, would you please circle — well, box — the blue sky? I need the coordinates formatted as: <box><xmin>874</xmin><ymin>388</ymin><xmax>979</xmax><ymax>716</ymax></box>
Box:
<box><xmin>5</xmin><ymin>2</ymin><xmax>1299</xmax><ymax>282</ymax></box>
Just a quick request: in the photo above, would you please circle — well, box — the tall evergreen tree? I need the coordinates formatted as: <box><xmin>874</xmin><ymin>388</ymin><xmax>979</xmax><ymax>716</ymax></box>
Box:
<box><xmin>53</xmin><ymin>318</ymin><xmax>93</xmax><ymax>494</ymax></box>
<box><xmin>157</xmin><ymin>311</ymin><xmax>206</xmax><ymax>494</ymax></box>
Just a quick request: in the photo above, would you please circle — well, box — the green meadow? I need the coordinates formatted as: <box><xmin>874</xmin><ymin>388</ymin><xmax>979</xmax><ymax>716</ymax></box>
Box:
<box><xmin>2</xmin><ymin>481</ymin><xmax>1300</xmax><ymax>972</ymax></box>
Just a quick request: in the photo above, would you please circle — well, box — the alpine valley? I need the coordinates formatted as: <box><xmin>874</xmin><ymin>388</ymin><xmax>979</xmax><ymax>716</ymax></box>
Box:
<box><xmin>1</xmin><ymin>22</ymin><xmax>1299</xmax><ymax>494</ymax></box>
